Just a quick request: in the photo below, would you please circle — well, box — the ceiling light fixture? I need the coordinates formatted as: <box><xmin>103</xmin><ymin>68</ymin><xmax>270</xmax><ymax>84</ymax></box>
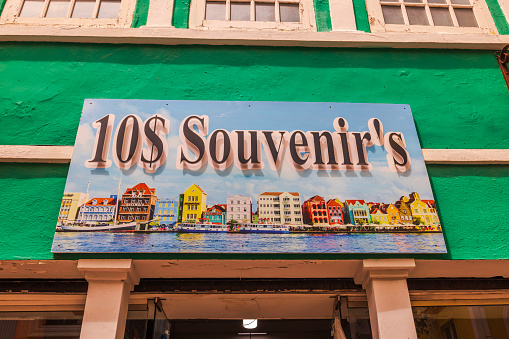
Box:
<box><xmin>242</xmin><ymin>319</ymin><xmax>258</xmax><ymax>329</ymax></box>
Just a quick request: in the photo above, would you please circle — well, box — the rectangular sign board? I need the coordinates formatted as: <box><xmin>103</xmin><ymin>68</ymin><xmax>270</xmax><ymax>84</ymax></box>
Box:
<box><xmin>52</xmin><ymin>100</ymin><xmax>446</xmax><ymax>254</ymax></box>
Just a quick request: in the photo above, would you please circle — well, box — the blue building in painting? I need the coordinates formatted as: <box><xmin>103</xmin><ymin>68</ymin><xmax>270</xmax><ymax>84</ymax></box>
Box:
<box><xmin>203</xmin><ymin>205</ymin><xmax>227</xmax><ymax>224</ymax></box>
<box><xmin>344</xmin><ymin>200</ymin><xmax>371</xmax><ymax>226</ymax></box>
<box><xmin>154</xmin><ymin>198</ymin><xmax>178</xmax><ymax>227</ymax></box>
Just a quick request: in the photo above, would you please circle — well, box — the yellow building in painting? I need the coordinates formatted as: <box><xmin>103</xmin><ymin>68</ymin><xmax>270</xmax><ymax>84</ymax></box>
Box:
<box><xmin>370</xmin><ymin>208</ymin><xmax>390</xmax><ymax>224</ymax></box>
<box><xmin>385</xmin><ymin>203</ymin><xmax>401</xmax><ymax>224</ymax></box>
<box><xmin>57</xmin><ymin>192</ymin><xmax>89</xmax><ymax>224</ymax></box>
<box><xmin>408</xmin><ymin>192</ymin><xmax>437</xmax><ymax>226</ymax></box>
<box><xmin>181</xmin><ymin>183</ymin><xmax>207</xmax><ymax>222</ymax></box>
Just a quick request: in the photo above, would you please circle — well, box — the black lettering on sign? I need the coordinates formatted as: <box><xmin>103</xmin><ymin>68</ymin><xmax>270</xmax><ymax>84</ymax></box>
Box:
<box><xmin>141</xmin><ymin>114</ymin><xmax>170</xmax><ymax>174</ymax></box>
<box><xmin>176</xmin><ymin>115</ymin><xmax>209</xmax><ymax>171</ymax></box>
<box><xmin>85</xmin><ymin>114</ymin><xmax>114</xmax><ymax>169</ymax></box>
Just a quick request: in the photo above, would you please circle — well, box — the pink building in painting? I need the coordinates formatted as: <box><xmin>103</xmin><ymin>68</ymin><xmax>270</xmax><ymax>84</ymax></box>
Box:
<box><xmin>226</xmin><ymin>195</ymin><xmax>252</xmax><ymax>223</ymax></box>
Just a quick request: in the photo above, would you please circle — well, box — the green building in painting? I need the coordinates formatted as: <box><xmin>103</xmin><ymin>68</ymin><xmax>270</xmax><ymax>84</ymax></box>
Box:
<box><xmin>0</xmin><ymin>0</ymin><xmax>508</xmax><ymax>336</ymax></box>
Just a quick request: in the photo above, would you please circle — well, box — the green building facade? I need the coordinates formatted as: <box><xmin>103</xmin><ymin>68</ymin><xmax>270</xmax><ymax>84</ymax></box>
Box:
<box><xmin>0</xmin><ymin>0</ymin><xmax>508</xmax><ymax>337</ymax></box>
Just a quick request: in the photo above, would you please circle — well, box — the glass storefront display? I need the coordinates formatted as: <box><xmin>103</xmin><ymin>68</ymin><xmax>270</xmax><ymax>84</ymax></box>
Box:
<box><xmin>413</xmin><ymin>305</ymin><xmax>509</xmax><ymax>339</ymax></box>
<box><xmin>0</xmin><ymin>311</ymin><xmax>83</xmax><ymax>339</ymax></box>
<box><xmin>123</xmin><ymin>301</ymin><xmax>371</xmax><ymax>339</ymax></box>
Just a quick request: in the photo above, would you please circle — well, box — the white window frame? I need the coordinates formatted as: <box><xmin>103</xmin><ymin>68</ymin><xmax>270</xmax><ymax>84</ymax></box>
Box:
<box><xmin>189</xmin><ymin>0</ymin><xmax>316</xmax><ymax>31</ymax></box>
<box><xmin>0</xmin><ymin>0</ymin><xmax>136</xmax><ymax>27</ymax></box>
<box><xmin>365</xmin><ymin>0</ymin><xmax>498</xmax><ymax>33</ymax></box>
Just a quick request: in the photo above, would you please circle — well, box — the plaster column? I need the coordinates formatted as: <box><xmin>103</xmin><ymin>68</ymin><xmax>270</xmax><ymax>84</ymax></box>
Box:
<box><xmin>354</xmin><ymin>259</ymin><xmax>417</xmax><ymax>339</ymax></box>
<box><xmin>145</xmin><ymin>0</ymin><xmax>175</xmax><ymax>27</ymax></box>
<box><xmin>328</xmin><ymin>0</ymin><xmax>357</xmax><ymax>31</ymax></box>
<box><xmin>78</xmin><ymin>259</ymin><xmax>140</xmax><ymax>339</ymax></box>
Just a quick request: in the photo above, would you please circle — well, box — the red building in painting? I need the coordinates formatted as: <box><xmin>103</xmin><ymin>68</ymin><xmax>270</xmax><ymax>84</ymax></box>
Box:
<box><xmin>118</xmin><ymin>183</ymin><xmax>157</xmax><ymax>222</ymax></box>
<box><xmin>327</xmin><ymin>199</ymin><xmax>344</xmax><ymax>225</ymax></box>
<box><xmin>302</xmin><ymin>195</ymin><xmax>330</xmax><ymax>226</ymax></box>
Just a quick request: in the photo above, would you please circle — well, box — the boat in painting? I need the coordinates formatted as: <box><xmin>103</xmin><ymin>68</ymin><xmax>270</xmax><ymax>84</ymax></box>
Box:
<box><xmin>176</xmin><ymin>223</ymin><xmax>228</xmax><ymax>233</ymax></box>
<box><xmin>59</xmin><ymin>221</ymin><xmax>137</xmax><ymax>232</ymax></box>
<box><xmin>237</xmin><ymin>223</ymin><xmax>290</xmax><ymax>234</ymax></box>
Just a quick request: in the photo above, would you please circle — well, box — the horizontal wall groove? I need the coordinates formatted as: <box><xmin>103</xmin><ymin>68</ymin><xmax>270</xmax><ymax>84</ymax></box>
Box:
<box><xmin>0</xmin><ymin>26</ymin><xmax>509</xmax><ymax>49</ymax></box>
<box><xmin>0</xmin><ymin>145</ymin><xmax>508</xmax><ymax>164</ymax></box>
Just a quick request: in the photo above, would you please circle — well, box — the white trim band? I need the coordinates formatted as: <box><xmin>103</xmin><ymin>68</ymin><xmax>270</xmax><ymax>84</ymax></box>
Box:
<box><xmin>421</xmin><ymin>148</ymin><xmax>509</xmax><ymax>164</ymax></box>
<box><xmin>1</xmin><ymin>145</ymin><xmax>508</xmax><ymax>164</ymax></box>
<box><xmin>0</xmin><ymin>26</ymin><xmax>509</xmax><ymax>49</ymax></box>
<box><xmin>0</xmin><ymin>145</ymin><xmax>73</xmax><ymax>163</ymax></box>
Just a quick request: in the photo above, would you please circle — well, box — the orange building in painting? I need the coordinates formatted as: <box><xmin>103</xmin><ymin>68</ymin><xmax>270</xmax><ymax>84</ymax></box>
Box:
<box><xmin>384</xmin><ymin>203</ymin><xmax>401</xmax><ymax>224</ymax></box>
<box><xmin>302</xmin><ymin>195</ymin><xmax>330</xmax><ymax>226</ymax></box>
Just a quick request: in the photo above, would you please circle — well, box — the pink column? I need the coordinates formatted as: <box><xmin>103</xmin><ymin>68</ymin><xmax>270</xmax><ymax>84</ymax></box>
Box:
<box><xmin>78</xmin><ymin>259</ymin><xmax>140</xmax><ymax>339</ymax></box>
<box><xmin>355</xmin><ymin>259</ymin><xmax>417</xmax><ymax>339</ymax></box>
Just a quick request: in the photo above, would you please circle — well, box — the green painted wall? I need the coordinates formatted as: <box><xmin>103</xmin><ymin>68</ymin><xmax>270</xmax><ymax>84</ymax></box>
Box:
<box><xmin>131</xmin><ymin>0</ymin><xmax>150</xmax><ymax>28</ymax></box>
<box><xmin>0</xmin><ymin>42</ymin><xmax>508</xmax><ymax>260</ymax></box>
<box><xmin>487</xmin><ymin>0</ymin><xmax>509</xmax><ymax>34</ymax></box>
<box><xmin>352</xmin><ymin>0</ymin><xmax>371</xmax><ymax>32</ymax></box>
<box><xmin>0</xmin><ymin>0</ymin><xmax>7</xmax><ymax>17</ymax></box>
<box><xmin>313</xmin><ymin>0</ymin><xmax>332</xmax><ymax>31</ymax></box>
<box><xmin>172</xmin><ymin>0</ymin><xmax>190</xmax><ymax>28</ymax></box>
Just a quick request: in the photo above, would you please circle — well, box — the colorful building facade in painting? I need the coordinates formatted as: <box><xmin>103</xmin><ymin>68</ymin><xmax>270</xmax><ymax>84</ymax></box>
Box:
<box><xmin>203</xmin><ymin>204</ymin><xmax>226</xmax><ymax>224</ymax></box>
<box><xmin>327</xmin><ymin>199</ymin><xmax>344</xmax><ymax>226</ymax></box>
<box><xmin>302</xmin><ymin>195</ymin><xmax>330</xmax><ymax>226</ymax></box>
<box><xmin>181</xmin><ymin>183</ymin><xmax>207</xmax><ymax>222</ymax></box>
<box><xmin>118</xmin><ymin>183</ymin><xmax>157</xmax><ymax>222</ymax></box>
<box><xmin>76</xmin><ymin>196</ymin><xmax>117</xmax><ymax>223</ymax></box>
<box><xmin>57</xmin><ymin>192</ymin><xmax>89</xmax><ymax>224</ymax></box>
<box><xmin>369</xmin><ymin>205</ymin><xmax>390</xmax><ymax>225</ymax></box>
<box><xmin>258</xmin><ymin>192</ymin><xmax>302</xmax><ymax>225</ymax></box>
<box><xmin>385</xmin><ymin>203</ymin><xmax>401</xmax><ymax>224</ymax></box>
<box><xmin>344</xmin><ymin>200</ymin><xmax>371</xmax><ymax>226</ymax></box>
<box><xmin>396</xmin><ymin>196</ymin><xmax>414</xmax><ymax>225</ymax></box>
<box><xmin>153</xmin><ymin>198</ymin><xmax>179</xmax><ymax>226</ymax></box>
<box><xmin>226</xmin><ymin>195</ymin><xmax>252</xmax><ymax>223</ymax></box>
<box><xmin>408</xmin><ymin>192</ymin><xmax>439</xmax><ymax>226</ymax></box>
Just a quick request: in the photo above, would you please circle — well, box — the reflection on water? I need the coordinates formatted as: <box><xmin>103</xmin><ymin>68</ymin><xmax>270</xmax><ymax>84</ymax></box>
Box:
<box><xmin>52</xmin><ymin>232</ymin><xmax>447</xmax><ymax>253</ymax></box>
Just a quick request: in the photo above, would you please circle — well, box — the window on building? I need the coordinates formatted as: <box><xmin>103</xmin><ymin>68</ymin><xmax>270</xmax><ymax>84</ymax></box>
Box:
<box><xmin>189</xmin><ymin>0</ymin><xmax>316</xmax><ymax>30</ymax></box>
<box><xmin>365</xmin><ymin>0</ymin><xmax>497</xmax><ymax>33</ymax></box>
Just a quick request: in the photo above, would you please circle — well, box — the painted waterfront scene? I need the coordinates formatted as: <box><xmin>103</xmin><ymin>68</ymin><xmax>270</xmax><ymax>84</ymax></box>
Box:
<box><xmin>53</xmin><ymin>232</ymin><xmax>446</xmax><ymax>253</ymax></box>
<box><xmin>52</xmin><ymin>99</ymin><xmax>447</xmax><ymax>254</ymax></box>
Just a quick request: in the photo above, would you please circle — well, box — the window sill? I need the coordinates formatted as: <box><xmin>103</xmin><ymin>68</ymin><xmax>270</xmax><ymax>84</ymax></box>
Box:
<box><xmin>0</xmin><ymin>25</ymin><xmax>508</xmax><ymax>49</ymax></box>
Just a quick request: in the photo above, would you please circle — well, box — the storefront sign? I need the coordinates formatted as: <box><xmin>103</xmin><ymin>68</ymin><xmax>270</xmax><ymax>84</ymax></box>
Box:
<box><xmin>52</xmin><ymin>100</ymin><xmax>446</xmax><ymax>253</ymax></box>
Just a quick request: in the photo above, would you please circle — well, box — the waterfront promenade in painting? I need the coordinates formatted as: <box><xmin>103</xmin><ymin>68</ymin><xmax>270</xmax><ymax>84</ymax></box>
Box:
<box><xmin>53</xmin><ymin>231</ymin><xmax>447</xmax><ymax>254</ymax></box>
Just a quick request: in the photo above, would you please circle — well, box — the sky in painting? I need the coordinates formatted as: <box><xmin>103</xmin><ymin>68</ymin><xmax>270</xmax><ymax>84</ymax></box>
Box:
<box><xmin>64</xmin><ymin>99</ymin><xmax>435</xmax><ymax>210</ymax></box>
